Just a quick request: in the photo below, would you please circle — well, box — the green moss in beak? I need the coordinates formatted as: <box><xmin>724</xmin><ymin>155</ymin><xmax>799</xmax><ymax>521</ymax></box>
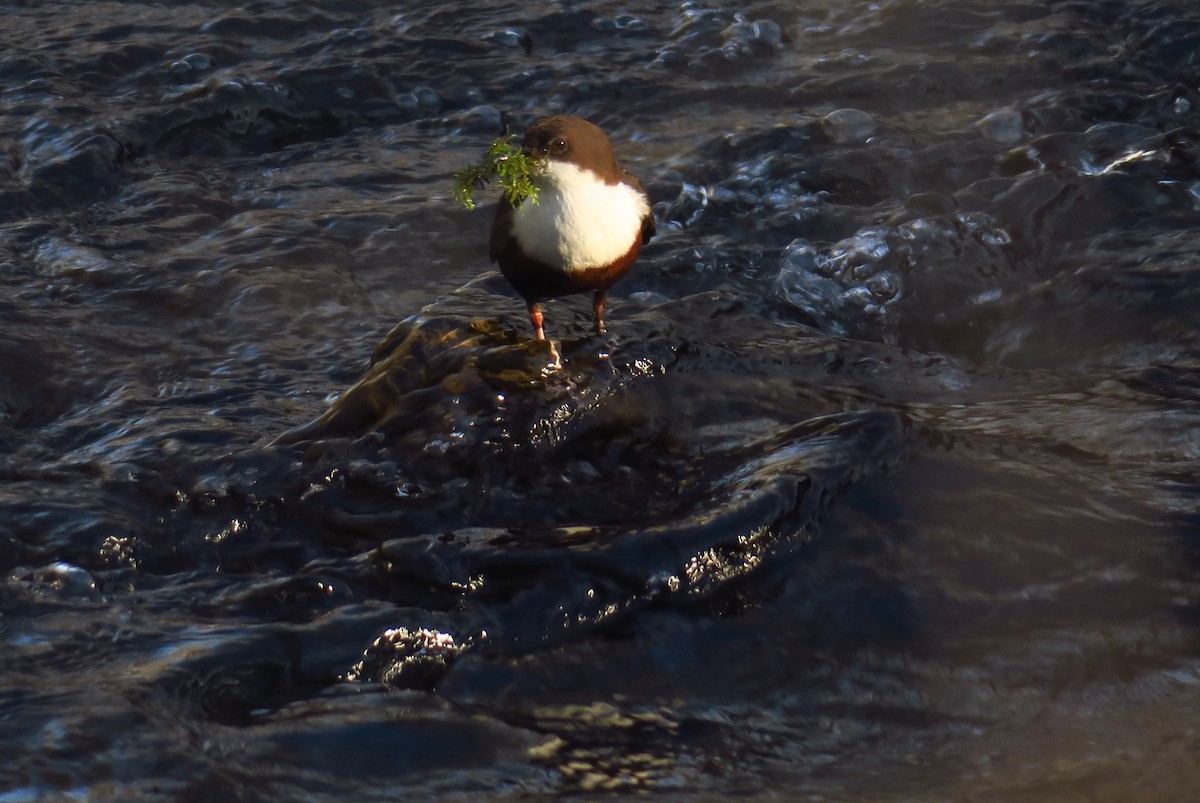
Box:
<box><xmin>453</xmin><ymin>135</ymin><xmax>543</xmax><ymax>211</ymax></box>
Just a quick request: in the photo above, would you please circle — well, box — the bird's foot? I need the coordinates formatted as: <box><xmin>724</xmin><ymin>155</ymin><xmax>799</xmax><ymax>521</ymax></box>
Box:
<box><xmin>541</xmin><ymin>339</ymin><xmax>562</xmax><ymax>374</ymax></box>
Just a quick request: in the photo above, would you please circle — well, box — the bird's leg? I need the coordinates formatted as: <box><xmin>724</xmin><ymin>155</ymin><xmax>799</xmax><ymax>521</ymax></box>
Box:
<box><xmin>528</xmin><ymin>302</ymin><xmax>546</xmax><ymax>341</ymax></box>
<box><xmin>592</xmin><ymin>290</ymin><xmax>607</xmax><ymax>335</ymax></box>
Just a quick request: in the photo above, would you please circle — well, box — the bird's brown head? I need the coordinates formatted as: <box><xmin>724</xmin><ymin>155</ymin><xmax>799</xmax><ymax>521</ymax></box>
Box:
<box><xmin>521</xmin><ymin>116</ymin><xmax>622</xmax><ymax>183</ymax></box>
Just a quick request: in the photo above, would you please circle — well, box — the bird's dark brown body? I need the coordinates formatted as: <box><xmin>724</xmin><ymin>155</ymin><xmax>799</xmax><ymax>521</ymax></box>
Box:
<box><xmin>489</xmin><ymin>116</ymin><xmax>655</xmax><ymax>340</ymax></box>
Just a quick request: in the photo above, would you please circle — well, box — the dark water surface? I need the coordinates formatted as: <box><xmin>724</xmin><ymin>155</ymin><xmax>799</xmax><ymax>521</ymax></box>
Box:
<box><xmin>4</xmin><ymin>0</ymin><xmax>1200</xmax><ymax>798</ymax></box>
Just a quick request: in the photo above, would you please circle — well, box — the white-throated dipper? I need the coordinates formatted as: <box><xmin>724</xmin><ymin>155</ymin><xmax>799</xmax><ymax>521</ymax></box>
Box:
<box><xmin>489</xmin><ymin>115</ymin><xmax>655</xmax><ymax>341</ymax></box>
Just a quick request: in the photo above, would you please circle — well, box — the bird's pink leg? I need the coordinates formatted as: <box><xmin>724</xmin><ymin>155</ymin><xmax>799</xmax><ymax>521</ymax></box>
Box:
<box><xmin>528</xmin><ymin>302</ymin><xmax>546</xmax><ymax>341</ymax></box>
<box><xmin>592</xmin><ymin>290</ymin><xmax>607</xmax><ymax>335</ymax></box>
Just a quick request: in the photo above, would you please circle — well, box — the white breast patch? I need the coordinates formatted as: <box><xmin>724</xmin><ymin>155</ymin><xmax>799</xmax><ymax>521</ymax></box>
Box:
<box><xmin>511</xmin><ymin>161</ymin><xmax>650</xmax><ymax>273</ymax></box>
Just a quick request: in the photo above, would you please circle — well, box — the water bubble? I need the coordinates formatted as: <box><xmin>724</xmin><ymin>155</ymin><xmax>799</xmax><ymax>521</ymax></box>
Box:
<box><xmin>976</xmin><ymin>109</ymin><xmax>1024</xmax><ymax>144</ymax></box>
<box><xmin>821</xmin><ymin>108</ymin><xmax>877</xmax><ymax>144</ymax></box>
<box><xmin>899</xmin><ymin>216</ymin><xmax>945</xmax><ymax>241</ymax></box>
<box><xmin>651</xmin><ymin>45</ymin><xmax>680</xmax><ymax>68</ymax></box>
<box><xmin>706</xmin><ymin>185</ymin><xmax>741</xmax><ymax>206</ymax></box>
<box><xmin>973</xmin><ymin>287</ymin><xmax>1004</xmax><ymax>305</ymax></box>
<box><xmin>411</xmin><ymin>86</ymin><xmax>441</xmax><ymax>107</ymax></box>
<box><xmin>593</xmin><ymin>14</ymin><xmax>648</xmax><ymax>33</ymax></box>
<box><xmin>752</xmin><ymin>20</ymin><xmax>783</xmax><ymax>47</ymax></box>
<box><xmin>956</xmin><ymin>211</ymin><xmax>1012</xmax><ymax>246</ymax></box>
<box><xmin>666</xmin><ymin>182</ymin><xmax>709</xmax><ymax>228</ymax></box>
<box><xmin>865</xmin><ymin>272</ymin><xmax>900</xmax><ymax>300</ymax></box>
<box><xmin>780</xmin><ymin>239</ymin><xmax>821</xmax><ymax>272</ymax></box>
<box><xmin>614</xmin><ymin>15</ymin><xmax>649</xmax><ymax>32</ymax></box>
<box><xmin>774</xmin><ymin>239</ymin><xmax>846</xmax><ymax>332</ymax></box>
<box><xmin>722</xmin><ymin>19</ymin><xmax>784</xmax><ymax>55</ymax></box>
<box><xmin>493</xmin><ymin>28</ymin><xmax>532</xmax><ymax>52</ymax></box>
<box><xmin>627</xmin><ymin>290</ymin><xmax>671</xmax><ymax>306</ymax></box>
<box><xmin>675</xmin><ymin>3</ymin><xmax>732</xmax><ymax>39</ymax></box>
<box><xmin>29</xmin><ymin>562</ymin><xmax>99</xmax><ymax>596</ymax></box>
<box><xmin>833</xmin><ymin>228</ymin><xmax>890</xmax><ymax>262</ymax></box>
<box><xmin>451</xmin><ymin>105</ymin><xmax>502</xmax><ymax>133</ymax></box>
<box><xmin>690</xmin><ymin>244</ymin><xmax>720</xmax><ymax>272</ymax></box>
<box><xmin>183</xmin><ymin>53</ymin><xmax>214</xmax><ymax>71</ymax></box>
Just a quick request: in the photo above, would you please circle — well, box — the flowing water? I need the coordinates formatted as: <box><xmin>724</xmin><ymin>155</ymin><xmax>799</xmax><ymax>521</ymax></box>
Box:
<box><xmin>3</xmin><ymin>0</ymin><xmax>1200</xmax><ymax>799</ymax></box>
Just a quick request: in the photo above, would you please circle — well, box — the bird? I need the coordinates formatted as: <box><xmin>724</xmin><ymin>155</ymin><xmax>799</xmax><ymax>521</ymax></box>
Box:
<box><xmin>489</xmin><ymin>115</ymin><xmax>656</xmax><ymax>342</ymax></box>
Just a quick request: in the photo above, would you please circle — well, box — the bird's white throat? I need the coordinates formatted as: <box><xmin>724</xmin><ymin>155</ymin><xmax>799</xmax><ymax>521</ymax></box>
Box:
<box><xmin>511</xmin><ymin>161</ymin><xmax>649</xmax><ymax>273</ymax></box>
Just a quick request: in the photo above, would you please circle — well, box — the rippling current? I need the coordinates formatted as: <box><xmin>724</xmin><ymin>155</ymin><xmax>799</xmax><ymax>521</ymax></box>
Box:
<box><xmin>4</xmin><ymin>0</ymin><xmax>1200</xmax><ymax>798</ymax></box>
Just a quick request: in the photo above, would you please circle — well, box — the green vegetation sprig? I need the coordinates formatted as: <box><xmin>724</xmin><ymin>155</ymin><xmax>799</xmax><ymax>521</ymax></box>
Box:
<box><xmin>453</xmin><ymin>135</ymin><xmax>543</xmax><ymax>211</ymax></box>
